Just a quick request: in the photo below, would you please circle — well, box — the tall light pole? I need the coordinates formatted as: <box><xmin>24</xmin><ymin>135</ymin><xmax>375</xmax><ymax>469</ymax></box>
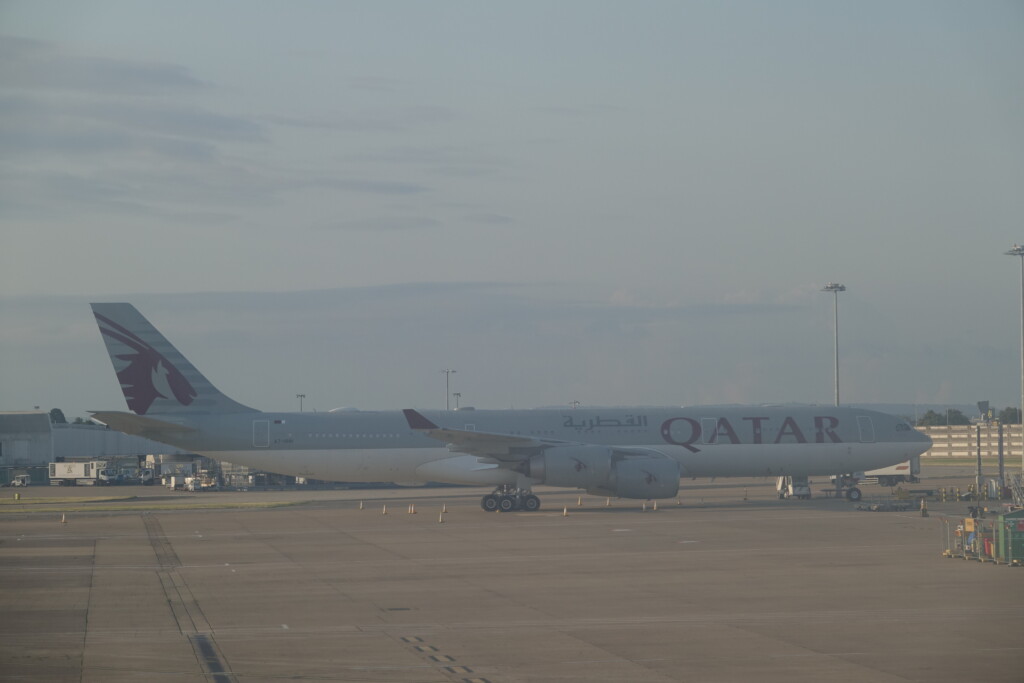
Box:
<box><xmin>1005</xmin><ymin>245</ymin><xmax>1024</xmax><ymax>473</ymax></box>
<box><xmin>822</xmin><ymin>283</ymin><xmax>846</xmax><ymax>407</ymax></box>
<box><xmin>441</xmin><ymin>369</ymin><xmax>456</xmax><ymax>411</ymax></box>
<box><xmin>453</xmin><ymin>392</ymin><xmax>461</xmax><ymax>410</ymax></box>
<box><xmin>296</xmin><ymin>393</ymin><xmax>305</xmax><ymax>412</ymax></box>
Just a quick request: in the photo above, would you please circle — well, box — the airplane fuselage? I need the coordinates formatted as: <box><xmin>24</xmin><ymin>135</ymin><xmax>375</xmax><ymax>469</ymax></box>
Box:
<box><xmin>139</xmin><ymin>405</ymin><xmax>931</xmax><ymax>486</ymax></box>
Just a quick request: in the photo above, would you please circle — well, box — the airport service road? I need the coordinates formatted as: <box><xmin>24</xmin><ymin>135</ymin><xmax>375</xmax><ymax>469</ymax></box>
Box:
<box><xmin>0</xmin><ymin>472</ymin><xmax>1020</xmax><ymax>683</ymax></box>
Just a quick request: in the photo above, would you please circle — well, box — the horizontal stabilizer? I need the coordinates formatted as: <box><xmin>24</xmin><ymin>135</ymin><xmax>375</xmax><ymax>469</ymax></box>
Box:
<box><xmin>89</xmin><ymin>411</ymin><xmax>196</xmax><ymax>439</ymax></box>
<box><xmin>402</xmin><ymin>409</ymin><xmax>439</xmax><ymax>430</ymax></box>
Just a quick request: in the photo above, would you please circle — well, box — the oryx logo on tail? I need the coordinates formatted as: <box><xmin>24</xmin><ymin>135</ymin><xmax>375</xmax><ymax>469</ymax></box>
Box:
<box><xmin>94</xmin><ymin>312</ymin><xmax>196</xmax><ymax>414</ymax></box>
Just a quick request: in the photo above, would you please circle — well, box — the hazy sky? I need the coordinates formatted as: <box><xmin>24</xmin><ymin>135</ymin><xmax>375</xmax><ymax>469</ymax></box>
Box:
<box><xmin>2</xmin><ymin>2</ymin><xmax>1023</xmax><ymax>420</ymax></box>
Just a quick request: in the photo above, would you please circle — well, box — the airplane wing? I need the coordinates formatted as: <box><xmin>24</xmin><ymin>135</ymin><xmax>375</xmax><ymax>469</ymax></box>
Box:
<box><xmin>403</xmin><ymin>409</ymin><xmax>670</xmax><ymax>464</ymax></box>
<box><xmin>403</xmin><ymin>409</ymin><xmax>582</xmax><ymax>462</ymax></box>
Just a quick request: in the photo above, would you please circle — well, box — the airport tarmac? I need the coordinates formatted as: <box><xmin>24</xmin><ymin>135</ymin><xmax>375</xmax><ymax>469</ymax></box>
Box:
<box><xmin>0</xmin><ymin>467</ymin><xmax>1020</xmax><ymax>683</ymax></box>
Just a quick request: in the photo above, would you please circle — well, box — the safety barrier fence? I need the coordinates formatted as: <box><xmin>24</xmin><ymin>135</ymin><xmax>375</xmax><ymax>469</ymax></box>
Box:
<box><xmin>917</xmin><ymin>424</ymin><xmax>1021</xmax><ymax>459</ymax></box>
<box><xmin>941</xmin><ymin>511</ymin><xmax>1024</xmax><ymax>566</ymax></box>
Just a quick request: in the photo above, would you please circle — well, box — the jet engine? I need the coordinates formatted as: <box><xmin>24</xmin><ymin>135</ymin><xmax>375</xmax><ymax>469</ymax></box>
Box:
<box><xmin>526</xmin><ymin>446</ymin><xmax>680</xmax><ymax>499</ymax></box>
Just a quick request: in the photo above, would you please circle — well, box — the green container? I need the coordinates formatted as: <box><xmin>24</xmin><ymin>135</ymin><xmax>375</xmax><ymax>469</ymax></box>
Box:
<box><xmin>997</xmin><ymin>509</ymin><xmax>1024</xmax><ymax>563</ymax></box>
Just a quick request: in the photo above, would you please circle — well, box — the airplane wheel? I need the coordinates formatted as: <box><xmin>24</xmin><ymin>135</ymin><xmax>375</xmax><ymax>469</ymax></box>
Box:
<box><xmin>498</xmin><ymin>496</ymin><xmax>516</xmax><ymax>512</ymax></box>
<box><xmin>481</xmin><ymin>495</ymin><xmax>499</xmax><ymax>512</ymax></box>
<box><xmin>846</xmin><ymin>487</ymin><xmax>862</xmax><ymax>502</ymax></box>
<box><xmin>523</xmin><ymin>495</ymin><xmax>541</xmax><ymax>512</ymax></box>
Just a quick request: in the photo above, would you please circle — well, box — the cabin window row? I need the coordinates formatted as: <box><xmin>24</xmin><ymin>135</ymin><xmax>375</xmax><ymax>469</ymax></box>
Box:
<box><xmin>307</xmin><ymin>433</ymin><xmax>401</xmax><ymax>439</ymax></box>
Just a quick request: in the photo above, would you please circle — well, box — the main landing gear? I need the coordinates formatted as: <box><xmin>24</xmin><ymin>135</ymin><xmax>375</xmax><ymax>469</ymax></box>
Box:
<box><xmin>832</xmin><ymin>474</ymin><xmax>863</xmax><ymax>502</ymax></box>
<box><xmin>480</xmin><ymin>485</ymin><xmax>541</xmax><ymax>512</ymax></box>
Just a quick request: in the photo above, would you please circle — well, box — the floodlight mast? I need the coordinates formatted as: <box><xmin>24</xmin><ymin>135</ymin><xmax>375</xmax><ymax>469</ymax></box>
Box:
<box><xmin>1005</xmin><ymin>245</ymin><xmax>1024</xmax><ymax>474</ymax></box>
<box><xmin>822</xmin><ymin>283</ymin><xmax>846</xmax><ymax>407</ymax></box>
<box><xmin>442</xmin><ymin>369</ymin><xmax>457</xmax><ymax>411</ymax></box>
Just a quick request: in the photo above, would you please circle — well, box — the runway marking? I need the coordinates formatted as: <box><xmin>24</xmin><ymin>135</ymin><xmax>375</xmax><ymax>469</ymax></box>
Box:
<box><xmin>143</xmin><ymin>513</ymin><xmax>236</xmax><ymax>683</ymax></box>
<box><xmin>400</xmin><ymin>631</ymin><xmax>477</xmax><ymax>681</ymax></box>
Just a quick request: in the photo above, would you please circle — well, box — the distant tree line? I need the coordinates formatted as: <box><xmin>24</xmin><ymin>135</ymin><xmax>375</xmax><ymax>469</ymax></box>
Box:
<box><xmin>915</xmin><ymin>407</ymin><xmax>1021</xmax><ymax>426</ymax></box>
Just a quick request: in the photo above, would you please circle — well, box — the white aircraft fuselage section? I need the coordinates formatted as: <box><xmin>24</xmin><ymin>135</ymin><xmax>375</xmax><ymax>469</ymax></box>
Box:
<box><xmin>144</xmin><ymin>406</ymin><xmax>930</xmax><ymax>485</ymax></box>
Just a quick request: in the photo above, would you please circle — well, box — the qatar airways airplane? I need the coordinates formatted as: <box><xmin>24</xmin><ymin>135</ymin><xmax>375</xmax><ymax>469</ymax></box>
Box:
<box><xmin>89</xmin><ymin>303</ymin><xmax>931</xmax><ymax>511</ymax></box>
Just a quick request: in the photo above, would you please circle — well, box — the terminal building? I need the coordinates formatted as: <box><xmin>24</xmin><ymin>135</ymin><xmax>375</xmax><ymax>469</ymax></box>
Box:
<box><xmin>0</xmin><ymin>413</ymin><xmax>53</xmax><ymax>482</ymax></box>
<box><xmin>0</xmin><ymin>411</ymin><xmax>195</xmax><ymax>486</ymax></box>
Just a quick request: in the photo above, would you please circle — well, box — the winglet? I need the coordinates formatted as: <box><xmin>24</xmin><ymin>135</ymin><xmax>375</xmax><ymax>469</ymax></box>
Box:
<box><xmin>403</xmin><ymin>409</ymin><xmax>439</xmax><ymax>430</ymax></box>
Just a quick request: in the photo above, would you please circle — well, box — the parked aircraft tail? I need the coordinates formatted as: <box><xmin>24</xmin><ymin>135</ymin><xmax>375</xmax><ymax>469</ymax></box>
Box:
<box><xmin>91</xmin><ymin>303</ymin><xmax>257</xmax><ymax>415</ymax></box>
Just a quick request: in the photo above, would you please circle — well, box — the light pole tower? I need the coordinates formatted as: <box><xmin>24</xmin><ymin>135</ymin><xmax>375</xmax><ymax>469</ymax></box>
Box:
<box><xmin>296</xmin><ymin>393</ymin><xmax>305</xmax><ymax>412</ymax></box>
<box><xmin>822</xmin><ymin>283</ymin><xmax>846</xmax><ymax>407</ymax></box>
<box><xmin>441</xmin><ymin>369</ymin><xmax>456</xmax><ymax>411</ymax></box>
<box><xmin>1005</xmin><ymin>245</ymin><xmax>1024</xmax><ymax>473</ymax></box>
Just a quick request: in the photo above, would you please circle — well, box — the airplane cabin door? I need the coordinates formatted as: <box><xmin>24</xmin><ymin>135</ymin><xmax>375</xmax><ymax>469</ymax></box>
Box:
<box><xmin>253</xmin><ymin>420</ymin><xmax>270</xmax><ymax>447</ymax></box>
<box><xmin>857</xmin><ymin>416</ymin><xmax>875</xmax><ymax>443</ymax></box>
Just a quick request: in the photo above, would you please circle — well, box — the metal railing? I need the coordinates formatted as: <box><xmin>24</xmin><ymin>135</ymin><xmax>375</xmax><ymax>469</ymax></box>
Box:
<box><xmin>1010</xmin><ymin>473</ymin><xmax>1024</xmax><ymax>508</ymax></box>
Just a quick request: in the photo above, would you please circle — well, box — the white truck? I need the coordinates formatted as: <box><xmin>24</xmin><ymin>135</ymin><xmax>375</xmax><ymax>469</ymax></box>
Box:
<box><xmin>864</xmin><ymin>457</ymin><xmax>921</xmax><ymax>487</ymax></box>
<box><xmin>830</xmin><ymin>455</ymin><xmax>921</xmax><ymax>490</ymax></box>
<box><xmin>48</xmin><ymin>461</ymin><xmax>117</xmax><ymax>486</ymax></box>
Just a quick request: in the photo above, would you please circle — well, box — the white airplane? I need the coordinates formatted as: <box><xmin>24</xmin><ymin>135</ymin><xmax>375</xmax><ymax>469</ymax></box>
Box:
<box><xmin>89</xmin><ymin>303</ymin><xmax>932</xmax><ymax>511</ymax></box>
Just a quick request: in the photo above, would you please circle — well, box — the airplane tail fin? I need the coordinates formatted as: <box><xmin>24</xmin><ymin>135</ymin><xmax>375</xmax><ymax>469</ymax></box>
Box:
<box><xmin>91</xmin><ymin>303</ymin><xmax>258</xmax><ymax>416</ymax></box>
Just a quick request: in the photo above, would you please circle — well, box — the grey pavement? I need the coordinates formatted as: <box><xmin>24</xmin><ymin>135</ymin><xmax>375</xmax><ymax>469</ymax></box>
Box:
<box><xmin>0</xmin><ymin>466</ymin><xmax>1020</xmax><ymax>682</ymax></box>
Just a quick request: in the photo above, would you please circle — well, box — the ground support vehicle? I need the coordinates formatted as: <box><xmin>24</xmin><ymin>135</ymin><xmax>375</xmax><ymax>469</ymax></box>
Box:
<box><xmin>48</xmin><ymin>461</ymin><xmax>113</xmax><ymax>486</ymax></box>
<box><xmin>776</xmin><ymin>476</ymin><xmax>811</xmax><ymax>499</ymax></box>
<box><xmin>861</xmin><ymin>456</ymin><xmax>921</xmax><ymax>487</ymax></box>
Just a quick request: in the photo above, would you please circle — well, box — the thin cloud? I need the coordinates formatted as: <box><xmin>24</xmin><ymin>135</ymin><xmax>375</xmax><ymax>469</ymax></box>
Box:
<box><xmin>0</xmin><ymin>35</ymin><xmax>206</xmax><ymax>95</ymax></box>
<box><xmin>315</xmin><ymin>179</ymin><xmax>431</xmax><ymax>195</ymax></box>
<box><xmin>1</xmin><ymin>95</ymin><xmax>263</xmax><ymax>158</ymax></box>
<box><xmin>322</xmin><ymin>216</ymin><xmax>441</xmax><ymax>232</ymax></box>
<box><xmin>462</xmin><ymin>212</ymin><xmax>513</xmax><ymax>227</ymax></box>
<box><xmin>76</xmin><ymin>100</ymin><xmax>263</xmax><ymax>141</ymax></box>
<box><xmin>265</xmin><ymin>105</ymin><xmax>456</xmax><ymax>133</ymax></box>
